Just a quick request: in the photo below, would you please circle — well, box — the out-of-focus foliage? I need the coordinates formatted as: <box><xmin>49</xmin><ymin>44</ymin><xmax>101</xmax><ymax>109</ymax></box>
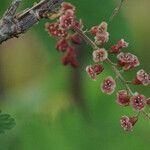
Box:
<box><xmin>0</xmin><ymin>111</ymin><xmax>15</xmax><ymax>134</ymax></box>
<box><xmin>0</xmin><ymin>0</ymin><xmax>150</xmax><ymax>150</ymax></box>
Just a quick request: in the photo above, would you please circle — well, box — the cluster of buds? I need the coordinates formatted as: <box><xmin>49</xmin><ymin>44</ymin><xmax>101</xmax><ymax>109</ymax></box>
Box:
<box><xmin>45</xmin><ymin>2</ymin><xmax>83</xmax><ymax>67</ymax></box>
<box><xmin>45</xmin><ymin>2</ymin><xmax>150</xmax><ymax>132</ymax></box>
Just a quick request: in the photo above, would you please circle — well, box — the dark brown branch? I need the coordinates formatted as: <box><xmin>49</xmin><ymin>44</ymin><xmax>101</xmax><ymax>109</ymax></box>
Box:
<box><xmin>0</xmin><ymin>0</ymin><xmax>63</xmax><ymax>44</ymax></box>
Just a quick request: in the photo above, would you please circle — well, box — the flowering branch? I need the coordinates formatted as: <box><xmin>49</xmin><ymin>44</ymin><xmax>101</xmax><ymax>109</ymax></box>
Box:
<box><xmin>0</xmin><ymin>0</ymin><xmax>63</xmax><ymax>44</ymax></box>
<box><xmin>73</xmin><ymin>23</ymin><xmax>150</xmax><ymax>132</ymax></box>
<box><xmin>45</xmin><ymin>2</ymin><xmax>150</xmax><ymax>132</ymax></box>
<box><xmin>72</xmin><ymin>24</ymin><xmax>134</xmax><ymax>97</ymax></box>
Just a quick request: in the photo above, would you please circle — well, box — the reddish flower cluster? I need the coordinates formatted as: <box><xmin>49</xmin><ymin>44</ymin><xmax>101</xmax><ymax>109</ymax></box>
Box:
<box><xmin>46</xmin><ymin>2</ymin><xmax>150</xmax><ymax>132</ymax></box>
<box><xmin>45</xmin><ymin>2</ymin><xmax>82</xmax><ymax>68</ymax></box>
<box><xmin>109</xmin><ymin>39</ymin><xmax>129</xmax><ymax>54</ymax></box>
<box><xmin>117</xmin><ymin>91</ymin><xmax>149</xmax><ymax>111</ymax></box>
<box><xmin>86</xmin><ymin>20</ymin><xmax>149</xmax><ymax>131</ymax></box>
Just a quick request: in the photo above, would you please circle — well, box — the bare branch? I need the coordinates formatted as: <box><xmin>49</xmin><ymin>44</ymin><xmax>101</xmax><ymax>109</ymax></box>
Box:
<box><xmin>0</xmin><ymin>0</ymin><xmax>63</xmax><ymax>44</ymax></box>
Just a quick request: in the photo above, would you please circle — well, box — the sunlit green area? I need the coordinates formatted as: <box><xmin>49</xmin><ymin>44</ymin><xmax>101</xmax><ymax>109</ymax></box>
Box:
<box><xmin>0</xmin><ymin>0</ymin><xmax>150</xmax><ymax>150</ymax></box>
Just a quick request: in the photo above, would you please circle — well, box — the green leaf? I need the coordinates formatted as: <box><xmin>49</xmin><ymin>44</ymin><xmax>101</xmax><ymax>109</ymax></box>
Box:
<box><xmin>0</xmin><ymin>111</ymin><xmax>16</xmax><ymax>134</ymax></box>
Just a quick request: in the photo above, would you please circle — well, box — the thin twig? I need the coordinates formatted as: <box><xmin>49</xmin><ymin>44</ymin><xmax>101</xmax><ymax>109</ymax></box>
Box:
<box><xmin>142</xmin><ymin>111</ymin><xmax>150</xmax><ymax>120</ymax></box>
<box><xmin>109</xmin><ymin>0</ymin><xmax>126</xmax><ymax>22</ymax></box>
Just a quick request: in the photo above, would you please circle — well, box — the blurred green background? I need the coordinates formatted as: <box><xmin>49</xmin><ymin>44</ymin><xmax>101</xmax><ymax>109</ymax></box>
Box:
<box><xmin>0</xmin><ymin>0</ymin><xmax>150</xmax><ymax>149</ymax></box>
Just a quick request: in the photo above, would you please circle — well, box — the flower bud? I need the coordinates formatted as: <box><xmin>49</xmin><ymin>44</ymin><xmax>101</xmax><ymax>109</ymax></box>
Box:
<box><xmin>116</xmin><ymin>90</ymin><xmax>130</xmax><ymax>106</ymax></box>
<box><xmin>56</xmin><ymin>38</ymin><xmax>68</xmax><ymax>52</ymax></box>
<box><xmin>86</xmin><ymin>64</ymin><xmax>104</xmax><ymax>80</ymax></box>
<box><xmin>62</xmin><ymin>47</ymin><xmax>79</xmax><ymax>68</ymax></box>
<box><xmin>109</xmin><ymin>39</ymin><xmax>129</xmax><ymax>54</ymax></box>
<box><xmin>71</xmin><ymin>33</ymin><xmax>82</xmax><ymax>44</ymax></box>
<box><xmin>146</xmin><ymin>98</ymin><xmax>150</xmax><ymax>105</ymax></box>
<box><xmin>120</xmin><ymin>116</ymin><xmax>138</xmax><ymax>131</ymax></box>
<box><xmin>90</xmin><ymin>26</ymin><xmax>98</xmax><ymax>35</ymax></box>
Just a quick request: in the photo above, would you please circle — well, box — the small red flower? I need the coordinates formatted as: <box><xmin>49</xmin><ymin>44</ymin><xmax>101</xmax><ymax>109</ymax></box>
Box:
<box><xmin>132</xmin><ymin>69</ymin><xmax>150</xmax><ymax>86</ymax></box>
<box><xmin>61</xmin><ymin>2</ymin><xmax>75</xmax><ymax>11</ymax></box>
<box><xmin>59</xmin><ymin>9</ymin><xmax>75</xmax><ymax>29</ymax></box>
<box><xmin>131</xmin><ymin>92</ymin><xmax>146</xmax><ymax>111</ymax></box>
<box><xmin>92</xmin><ymin>22</ymin><xmax>109</xmax><ymax>45</ymax></box>
<box><xmin>92</xmin><ymin>48</ymin><xmax>108</xmax><ymax>62</ymax></box>
<box><xmin>56</xmin><ymin>38</ymin><xmax>69</xmax><ymax>52</ymax></box>
<box><xmin>71</xmin><ymin>33</ymin><xmax>82</xmax><ymax>44</ymax></box>
<box><xmin>116</xmin><ymin>90</ymin><xmax>130</xmax><ymax>106</ymax></box>
<box><xmin>109</xmin><ymin>39</ymin><xmax>129</xmax><ymax>54</ymax></box>
<box><xmin>86</xmin><ymin>64</ymin><xmax>104</xmax><ymax>80</ymax></box>
<box><xmin>120</xmin><ymin>116</ymin><xmax>138</xmax><ymax>131</ymax></box>
<box><xmin>95</xmin><ymin>32</ymin><xmax>109</xmax><ymax>46</ymax></box>
<box><xmin>117</xmin><ymin>52</ymin><xmax>140</xmax><ymax>70</ymax></box>
<box><xmin>61</xmin><ymin>47</ymin><xmax>79</xmax><ymax>68</ymax></box>
<box><xmin>90</xmin><ymin>26</ymin><xmax>98</xmax><ymax>35</ymax></box>
<box><xmin>45</xmin><ymin>22</ymin><xmax>67</xmax><ymax>37</ymax></box>
<box><xmin>101</xmin><ymin>76</ymin><xmax>116</xmax><ymax>95</ymax></box>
